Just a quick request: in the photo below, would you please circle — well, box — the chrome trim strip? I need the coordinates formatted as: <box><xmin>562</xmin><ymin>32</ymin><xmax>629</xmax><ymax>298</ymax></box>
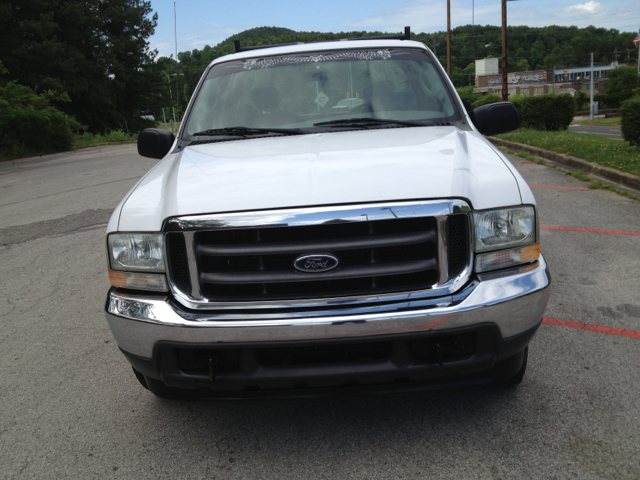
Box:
<box><xmin>163</xmin><ymin>200</ymin><xmax>474</xmax><ymax>310</ymax></box>
<box><xmin>436</xmin><ymin>215</ymin><xmax>449</xmax><ymax>285</ymax></box>
<box><xmin>183</xmin><ymin>231</ymin><xmax>202</xmax><ymax>300</ymax></box>
<box><xmin>164</xmin><ymin>200</ymin><xmax>468</xmax><ymax>231</ymax></box>
<box><xmin>105</xmin><ymin>256</ymin><xmax>549</xmax><ymax>358</ymax></box>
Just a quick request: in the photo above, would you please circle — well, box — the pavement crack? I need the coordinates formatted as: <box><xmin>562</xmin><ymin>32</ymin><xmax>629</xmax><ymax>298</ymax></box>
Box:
<box><xmin>0</xmin><ymin>209</ymin><xmax>112</xmax><ymax>246</ymax></box>
<box><xmin>0</xmin><ymin>176</ymin><xmax>142</xmax><ymax>208</ymax></box>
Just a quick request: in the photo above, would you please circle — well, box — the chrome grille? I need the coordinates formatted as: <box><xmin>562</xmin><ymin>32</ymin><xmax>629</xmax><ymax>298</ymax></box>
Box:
<box><xmin>194</xmin><ymin>217</ymin><xmax>438</xmax><ymax>301</ymax></box>
<box><xmin>164</xmin><ymin>201</ymin><xmax>472</xmax><ymax>308</ymax></box>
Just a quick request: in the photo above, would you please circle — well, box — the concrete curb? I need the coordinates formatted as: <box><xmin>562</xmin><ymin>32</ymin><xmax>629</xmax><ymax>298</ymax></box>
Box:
<box><xmin>489</xmin><ymin>137</ymin><xmax>640</xmax><ymax>194</ymax></box>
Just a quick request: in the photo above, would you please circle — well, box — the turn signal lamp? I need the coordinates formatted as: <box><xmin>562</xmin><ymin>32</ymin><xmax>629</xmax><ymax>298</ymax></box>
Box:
<box><xmin>475</xmin><ymin>243</ymin><xmax>540</xmax><ymax>273</ymax></box>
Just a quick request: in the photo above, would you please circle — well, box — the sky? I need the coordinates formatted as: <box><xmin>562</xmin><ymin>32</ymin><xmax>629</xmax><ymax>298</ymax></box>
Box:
<box><xmin>149</xmin><ymin>0</ymin><xmax>640</xmax><ymax>59</ymax></box>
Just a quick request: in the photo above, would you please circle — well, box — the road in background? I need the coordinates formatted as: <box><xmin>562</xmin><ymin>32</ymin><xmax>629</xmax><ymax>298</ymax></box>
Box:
<box><xmin>569</xmin><ymin>124</ymin><xmax>623</xmax><ymax>139</ymax></box>
<box><xmin>1</xmin><ymin>146</ymin><xmax>639</xmax><ymax>478</ymax></box>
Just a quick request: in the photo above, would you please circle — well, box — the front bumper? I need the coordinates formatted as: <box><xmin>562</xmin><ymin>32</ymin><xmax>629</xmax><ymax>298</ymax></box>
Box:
<box><xmin>105</xmin><ymin>255</ymin><xmax>549</xmax><ymax>359</ymax></box>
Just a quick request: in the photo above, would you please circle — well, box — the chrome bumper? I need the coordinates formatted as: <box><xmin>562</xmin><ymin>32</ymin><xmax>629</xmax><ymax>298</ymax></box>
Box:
<box><xmin>105</xmin><ymin>256</ymin><xmax>550</xmax><ymax>359</ymax></box>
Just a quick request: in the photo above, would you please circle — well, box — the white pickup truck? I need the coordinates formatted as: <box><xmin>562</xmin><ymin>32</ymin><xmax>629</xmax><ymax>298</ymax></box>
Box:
<box><xmin>104</xmin><ymin>30</ymin><xmax>550</xmax><ymax>399</ymax></box>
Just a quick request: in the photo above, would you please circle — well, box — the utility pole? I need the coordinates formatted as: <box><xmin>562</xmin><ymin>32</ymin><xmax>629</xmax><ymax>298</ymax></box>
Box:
<box><xmin>590</xmin><ymin>52</ymin><xmax>594</xmax><ymax>121</ymax></box>
<box><xmin>174</xmin><ymin>2</ymin><xmax>180</xmax><ymax>120</ymax></box>
<box><xmin>637</xmin><ymin>27</ymin><xmax>640</xmax><ymax>75</ymax></box>
<box><xmin>501</xmin><ymin>0</ymin><xmax>508</xmax><ymax>101</ymax></box>
<box><xmin>447</xmin><ymin>0</ymin><xmax>452</xmax><ymax>79</ymax></box>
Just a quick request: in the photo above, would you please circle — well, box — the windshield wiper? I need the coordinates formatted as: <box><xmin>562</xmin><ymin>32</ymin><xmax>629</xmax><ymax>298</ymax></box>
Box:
<box><xmin>192</xmin><ymin>126</ymin><xmax>305</xmax><ymax>137</ymax></box>
<box><xmin>313</xmin><ymin>117</ymin><xmax>438</xmax><ymax>127</ymax></box>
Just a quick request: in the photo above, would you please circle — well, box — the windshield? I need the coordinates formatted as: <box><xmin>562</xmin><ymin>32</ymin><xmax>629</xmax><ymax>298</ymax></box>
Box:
<box><xmin>185</xmin><ymin>47</ymin><xmax>460</xmax><ymax>136</ymax></box>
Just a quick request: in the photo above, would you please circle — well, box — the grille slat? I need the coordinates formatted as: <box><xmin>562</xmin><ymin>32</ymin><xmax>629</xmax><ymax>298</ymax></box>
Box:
<box><xmin>196</xmin><ymin>230</ymin><xmax>435</xmax><ymax>256</ymax></box>
<box><xmin>201</xmin><ymin>259</ymin><xmax>437</xmax><ymax>285</ymax></box>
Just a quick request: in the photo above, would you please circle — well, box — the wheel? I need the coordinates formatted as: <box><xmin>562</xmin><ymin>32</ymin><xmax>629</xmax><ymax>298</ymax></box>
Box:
<box><xmin>501</xmin><ymin>346</ymin><xmax>528</xmax><ymax>386</ymax></box>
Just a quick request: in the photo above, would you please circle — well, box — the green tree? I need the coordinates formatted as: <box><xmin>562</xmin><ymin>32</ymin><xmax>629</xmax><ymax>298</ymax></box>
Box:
<box><xmin>604</xmin><ymin>66</ymin><xmax>640</xmax><ymax>106</ymax></box>
<box><xmin>574</xmin><ymin>90</ymin><xmax>588</xmax><ymax>111</ymax></box>
<box><xmin>0</xmin><ymin>79</ymin><xmax>83</xmax><ymax>157</ymax></box>
<box><xmin>516</xmin><ymin>59</ymin><xmax>530</xmax><ymax>72</ymax></box>
<box><xmin>0</xmin><ymin>0</ymin><xmax>161</xmax><ymax>133</ymax></box>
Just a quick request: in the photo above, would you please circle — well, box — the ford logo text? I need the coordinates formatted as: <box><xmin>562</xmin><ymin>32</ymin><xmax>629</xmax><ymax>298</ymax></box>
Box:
<box><xmin>294</xmin><ymin>254</ymin><xmax>339</xmax><ymax>273</ymax></box>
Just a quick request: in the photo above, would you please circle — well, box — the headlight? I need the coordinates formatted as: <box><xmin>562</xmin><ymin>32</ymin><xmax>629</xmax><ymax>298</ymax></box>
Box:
<box><xmin>473</xmin><ymin>206</ymin><xmax>536</xmax><ymax>252</ymax></box>
<box><xmin>108</xmin><ymin>233</ymin><xmax>165</xmax><ymax>272</ymax></box>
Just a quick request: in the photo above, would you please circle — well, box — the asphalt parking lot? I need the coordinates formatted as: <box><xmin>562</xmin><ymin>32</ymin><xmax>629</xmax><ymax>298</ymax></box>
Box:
<box><xmin>1</xmin><ymin>144</ymin><xmax>639</xmax><ymax>479</ymax></box>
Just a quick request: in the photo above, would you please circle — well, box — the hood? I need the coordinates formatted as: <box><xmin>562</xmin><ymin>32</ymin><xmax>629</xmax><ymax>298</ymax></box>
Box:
<box><xmin>116</xmin><ymin>127</ymin><xmax>523</xmax><ymax>232</ymax></box>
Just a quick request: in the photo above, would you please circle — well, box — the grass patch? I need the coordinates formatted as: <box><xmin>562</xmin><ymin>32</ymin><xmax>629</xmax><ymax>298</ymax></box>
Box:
<box><xmin>497</xmin><ymin>128</ymin><xmax>640</xmax><ymax>177</ymax></box>
<box><xmin>1</xmin><ymin>130</ymin><xmax>138</xmax><ymax>161</ymax></box>
<box><xmin>516</xmin><ymin>151</ymin><xmax>537</xmax><ymax>162</ymax></box>
<box><xmin>588</xmin><ymin>180</ymin><xmax>640</xmax><ymax>201</ymax></box>
<box><xmin>568</xmin><ymin>169</ymin><xmax>591</xmax><ymax>182</ymax></box>
<box><xmin>73</xmin><ymin>130</ymin><xmax>137</xmax><ymax>149</ymax></box>
<box><xmin>500</xmin><ymin>141</ymin><xmax>638</xmax><ymax>201</ymax></box>
<box><xmin>571</xmin><ymin>117</ymin><xmax>621</xmax><ymax>126</ymax></box>
<box><xmin>156</xmin><ymin>123</ymin><xmax>181</xmax><ymax>131</ymax></box>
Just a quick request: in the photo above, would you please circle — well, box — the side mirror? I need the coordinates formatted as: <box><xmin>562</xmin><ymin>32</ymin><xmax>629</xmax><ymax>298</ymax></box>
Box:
<box><xmin>470</xmin><ymin>102</ymin><xmax>520</xmax><ymax>136</ymax></box>
<box><xmin>137</xmin><ymin>128</ymin><xmax>175</xmax><ymax>159</ymax></box>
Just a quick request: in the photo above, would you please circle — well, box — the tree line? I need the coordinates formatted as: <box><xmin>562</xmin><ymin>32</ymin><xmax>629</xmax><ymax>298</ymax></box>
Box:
<box><xmin>170</xmin><ymin>25</ymin><xmax>637</xmax><ymax>115</ymax></box>
<box><xmin>0</xmin><ymin>0</ymin><xmax>161</xmax><ymax>134</ymax></box>
<box><xmin>1</xmin><ymin>2</ymin><xmax>637</xmax><ymax>151</ymax></box>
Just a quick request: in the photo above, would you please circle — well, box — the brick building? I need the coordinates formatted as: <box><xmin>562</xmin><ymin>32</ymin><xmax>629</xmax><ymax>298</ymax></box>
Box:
<box><xmin>473</xmin><ymin>60</ymin><xmax>626</xmax><ymax>97</ymax></box>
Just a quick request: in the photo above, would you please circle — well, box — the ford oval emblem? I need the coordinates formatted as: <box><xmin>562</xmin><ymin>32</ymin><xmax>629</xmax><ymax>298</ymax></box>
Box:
<box><xmin>294</xmin><ymin>254</ymin><xmax>339</xmax><ymax>273</ymax></box>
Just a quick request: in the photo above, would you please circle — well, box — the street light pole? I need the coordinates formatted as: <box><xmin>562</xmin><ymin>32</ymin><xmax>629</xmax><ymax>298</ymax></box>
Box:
<box><xmin>165</xmin><ymin>73</ymin><xmax>177</xmax><ymax>130</ymax></box>
<box><xmin>447</xmin><ymin>0</ymin><xmax>452</xmax><ymax>79</ymax></box>
<box><xmin>165</xmin><ymin>73</ymin><xmax>173</xmax><ymax>103</ymax></box>
<box><xmin>501</xmin><ymin>0</ymin><xmax>508</xmax><ymax>101</ymax></box>
<box><xmin>590</xmin><ymin>52</ymin><xmax>594</xmax><ymax>121</ymax></box>
<box><xmin>637</xmin><ymin>27</ymin><xmax>640</xmax><ymax>75</ymax></box>
<box><xmin>174</xmin><ymin>2</ymin><xmax>180</xmax><ymax>119</ymax></box>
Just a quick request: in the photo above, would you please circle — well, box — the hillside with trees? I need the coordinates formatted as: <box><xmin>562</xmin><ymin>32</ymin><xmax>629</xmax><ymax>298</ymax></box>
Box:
<box><xmin>1</xmin><ymin>2</ymin><xmax>637</xmax><ymax>150</ymax></box>
<box><xmin>161</xmin><ymin>24</ymin><xmax>637</xmax><ymax>115</ymax></box>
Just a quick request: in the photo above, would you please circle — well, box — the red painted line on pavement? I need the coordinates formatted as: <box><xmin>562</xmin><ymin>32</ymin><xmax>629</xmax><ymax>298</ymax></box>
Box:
<box><xmin>541</xmin><ymin>226</ymin><xmax>640</xmax><ymax>236</ymax></box>
<box><xmin>530</xmin><ymin>185</ymin><xmax>590</xmax><ymax>190</ymax></box>
<box><xmin>543</xmin><ymin>317</ymin><xmax>640</xmax><ymax>339</ymax></box>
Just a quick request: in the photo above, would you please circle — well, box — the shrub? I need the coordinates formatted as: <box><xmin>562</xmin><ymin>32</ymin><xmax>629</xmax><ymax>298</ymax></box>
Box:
<box><xmin>621</xmin><ymin>96</ymin><xmax>640</xmax><ymax>146</ymax></box>
<box><xmin>0</xmin><ymin>81</ymin><xmax>84</xmax><ymax>158</ymax></box>
<box><xmin>593</xmin><ymin>93</ymin><xmax>609</xmax><ymax>109</ymax></box>
<box><xmin>604</xmin><ymin>66</ymin><xmax>640</xmax><ymax>107</ymax></box>
<box><xmin>574</xmin><ymin>90</ymin><xmax>588</xmax><ymax>111</ymax></box>
<box><xmin>471</xmin><ymin>94</ymin><xmax>502</xmax><ymax>110</ymax></box>
<box><xmin>509</xmin><ymin>93</ymin><xmax>575</xmax><ymax>130</ymax></box>
<box><xmin>456</xmin><ymin>86</ymin><xmax>482</xmax><ymax>113</ymax></box>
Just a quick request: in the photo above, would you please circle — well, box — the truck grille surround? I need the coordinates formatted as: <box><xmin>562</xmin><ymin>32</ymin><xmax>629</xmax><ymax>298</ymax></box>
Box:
<box><xmin>165</xmin><ymin>202</ymin><xmax>471</xmax><ymax>306</ymax></box>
